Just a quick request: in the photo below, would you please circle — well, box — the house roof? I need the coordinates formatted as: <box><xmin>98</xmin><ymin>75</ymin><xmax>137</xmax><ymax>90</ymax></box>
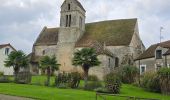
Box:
<box><xmin>34</xmin><ymin>27</ymin><xmax>59</xmax><ymax>46</ymax></box>
<box><xmin>136</xmin><ymin>40</ymin><xmax>170</xmax><ymax>60</ymax></box>
<box><xmin>164</xmin><ymin>49</ymin><xmax>170</xmax><ymax>55</ymax></box>
<box><xmin>0</xmin><ymin>43</ymin><xmax>16</xmax><ymax>51</ymax></box>
<box><xmin>75</xmin><ymin>18</ymin><xmax>137</xmax><ymax>47</ymax></box>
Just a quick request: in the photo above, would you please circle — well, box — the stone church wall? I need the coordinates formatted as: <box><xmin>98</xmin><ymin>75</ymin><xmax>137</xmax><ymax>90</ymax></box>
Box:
<box><xmin>34</xmin><ymin>45</ymin><xmax>57</xmax><ymax>56</ymax></box>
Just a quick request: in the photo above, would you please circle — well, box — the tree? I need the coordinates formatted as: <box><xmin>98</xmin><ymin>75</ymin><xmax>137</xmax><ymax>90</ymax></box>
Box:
<box><xmin>4</xmin><ymin>50</ymin><xmax>28</xmax><ymax>81</ymax></box>
<box><xmin>39</xmin><ymin>55</ymin><xmax>60</xmax><ymax>86</ymax></box>
<box><xmin>72</xmin><ymin>48</ymin><xmax>101</xmax><ymax>88</ymax></box>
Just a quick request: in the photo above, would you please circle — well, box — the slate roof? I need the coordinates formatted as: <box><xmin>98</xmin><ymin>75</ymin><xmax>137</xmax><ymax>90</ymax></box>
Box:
<box><xmin>34</xmin><ymin>27</ymin><xmax>59</xmax><ymax>46</ymax></box>
<box><xmin>75</xmin><ymin>18</ymin><xmax>137</xmax><ymax>47</ymax></box>
<box><xmin>0</xmin><ymin>43</ymin><xmax>16</xmax><ymax>51</ymax></box>
<box><xmin>136</xmin><ymin>40</ymin><xmax>170</xmax><ymax>60</ymax></box>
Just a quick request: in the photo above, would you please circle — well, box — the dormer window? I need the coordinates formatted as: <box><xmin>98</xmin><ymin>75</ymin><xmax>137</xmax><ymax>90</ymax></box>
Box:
<box><xmin>156</xmin><ymin>50</ymin><xmax>162</xmax><ymax>59</ymax></box>
<box><xmin>68</xmin><ymin>4</ymin><xmax>71</xmax><ymax>10</ymax></box>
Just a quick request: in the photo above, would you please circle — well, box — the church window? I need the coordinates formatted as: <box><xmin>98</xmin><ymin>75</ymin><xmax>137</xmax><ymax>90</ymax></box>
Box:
<box><xmin>79</xmin><ymin>16</ymin><xmax>82</xmax><ymax>29</ymax></box>
<box><xmin>69</xmin><ymin>14</ymin><xmax>71</xmax><ymax>27</ymax></box>
<box><xmin>42</xmin><ymin>50</ymin><xmax>45</xmax><ymax>55</ymax></box>
<box><xmin>66</xmin><ymin>15</ymin><xmax>68</xmax><ymax>27</ymax></box>
<box><xmin>115</xmin><ymin>57</ymin><xmax>119</xmax><ymax>67</ymax></box>
<box><xmin>68</xmin><ymin>4</ymin><xmax>71</xmax><ymax>10</ymax></box>
<box><xmin>108</xmin><ymin>58</ymin><xmax>111</xmax><ymax>68</ymax></box>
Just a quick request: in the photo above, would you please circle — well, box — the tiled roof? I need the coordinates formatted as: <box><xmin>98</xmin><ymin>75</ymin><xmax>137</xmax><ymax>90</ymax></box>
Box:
<box><xmin>34</xmin><ymin>27</ymin><xmax>59</xmax><ymax>46</ymax></box>
<box><xmin>76</xmin><ymin>18</ymin><xmax>137</xmax><ymax>47</ymax></box>
<box><xmin>0</xmin><ymin>43</ymin><xmax>16</xmax><ymax>51</ymax></box>
<box><xmin>164</xmin><ymin>49</ymin><xmax>170</xmax><ymax>55</ymax></box>
<box><xmin>136</xmin><ymin>40</ymin><xmax>170</xmax><ymax>60</ymax></box>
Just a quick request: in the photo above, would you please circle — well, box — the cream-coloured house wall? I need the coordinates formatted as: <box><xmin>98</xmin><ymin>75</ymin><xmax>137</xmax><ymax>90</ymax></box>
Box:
<box><xmin>135</xmin><ymin>58</ymin><xmax>156</xmax><ymax>73</ymax></box>
<box><xmin>0</xmin><ymin>46</ymin><xmax>14</xmax><ymax>75</ymax></box>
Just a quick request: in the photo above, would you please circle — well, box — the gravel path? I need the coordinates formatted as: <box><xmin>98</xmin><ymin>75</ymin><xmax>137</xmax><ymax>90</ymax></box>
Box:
<box><xmin>0</xmin><ymin>94</ymin><xmax>35</xmax><ymax>100</ymax></box>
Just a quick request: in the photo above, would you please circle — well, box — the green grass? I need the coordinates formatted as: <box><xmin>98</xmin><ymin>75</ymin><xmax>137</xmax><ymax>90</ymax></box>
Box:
<box><xmin>0</xmin><ymin>76</ymin><xmax>169</xmax><ymax>100</ymax></box>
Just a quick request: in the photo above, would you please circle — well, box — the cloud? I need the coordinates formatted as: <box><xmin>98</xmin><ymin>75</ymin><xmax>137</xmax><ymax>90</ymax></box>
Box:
<box><xmin>0</xmin><ymin>0</ymin><xmax>170</xmax><ymax>54</ymax></box>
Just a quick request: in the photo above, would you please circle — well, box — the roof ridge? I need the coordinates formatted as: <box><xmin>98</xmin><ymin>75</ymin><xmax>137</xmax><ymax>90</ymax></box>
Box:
<box><xmin>86</xmin><ymin>18</ymin><xmax>137</xmax><ymax>25</ymax></box>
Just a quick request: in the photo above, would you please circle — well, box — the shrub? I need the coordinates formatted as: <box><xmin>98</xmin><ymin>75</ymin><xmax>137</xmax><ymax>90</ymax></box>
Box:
<box><xmin>55</xmin><ymin>72</ymin><xmax>81</xmax><ymax>88</ymax></box>
<box><xmin>0</xmin><ymin>76</ymin><xmax>11</xmax><ymax>83</ymax></box>
<box><xmin>84</xmin><ymin>81</ymin><xmax>102</xmax><ymax>91</ymax></box>
<box><xmin>0</xmin><ymin>72</ymin><xmax>4</xmax><ymax>76</ymax></box>
<box><xmin>158</xmin><ymin>67</ymin><xmax>170</xmax><ymax>95</ymax></box>
<box><xmin>68</xmin><ymin>72</ymin><xmax>81</xmax><ymax>88</ymax></box>
<box><xmin>140</xmin><ymin>72</ymin><xmax>161</xmax><ymax>93</ymax></box>
<box><xmin>104</xmin><ymin>72</ymin><xmax>121</xmax><ymax>94</ymax></box>
<box><xmin>88</xmin><ymin>75</ymin><xmax>99</xmax><ymax>81</ymax></box>
<box><xmin>121</xmin><ymin>65</ymin><xmax>139</xmax><ymax>84</ymax></box>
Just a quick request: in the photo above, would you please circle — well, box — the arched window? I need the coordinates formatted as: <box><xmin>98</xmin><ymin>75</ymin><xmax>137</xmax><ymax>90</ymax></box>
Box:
<box><xmin>115</xmin><ymin>57</ymin><xmax>119</xmax><ymax>67</ymax></box>
<box><xmin>68</xmin><ymin>4</ymin><xmax>71</xmax><ymax>10</ymax></box>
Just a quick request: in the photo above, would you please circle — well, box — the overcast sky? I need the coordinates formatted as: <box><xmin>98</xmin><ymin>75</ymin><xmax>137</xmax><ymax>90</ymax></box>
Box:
<box><xmin>0</xmin><ymin>0</ymin><xmax>170</xmax><ymax>54</ymax></box>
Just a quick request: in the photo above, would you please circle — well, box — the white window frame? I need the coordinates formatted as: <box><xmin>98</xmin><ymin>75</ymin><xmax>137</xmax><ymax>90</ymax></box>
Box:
<box><xmin>167</xmin><ymin>64</ymin><xmax>170</xmax><ymax>68</ymax></box>
<box><xmin>155</xmin><ymin>49</ymin><xmax>163</xmax><ymax>59</ymax></box>
<box><xmin>155</xmin><ymin>63</ymin><xmax>163</xmax><ymax>71</ymax></box>
<box><xmin>140</xmin><ymin>65</ymin><xmax>146</xmax><ymax>75</ymax></box>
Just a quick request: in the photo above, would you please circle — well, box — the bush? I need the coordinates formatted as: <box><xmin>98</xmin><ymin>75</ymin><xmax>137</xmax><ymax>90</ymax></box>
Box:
<box><xmin>0</xmin><ymin>76</ymin><xmax>11</xmax><ymax>83</ymax></box>
<box><xmin>140</xmin><ymin>72</ymin><xmax>161</xmax><ymax>93</ymax></box>
<box><xmin>158</xmin><ymin>67</ymin><xmax>170</xmax><ymax>95</ymax></box>
<box><xmin>121</xmin><ymin>65</ymin><xmax>139</xmax><ymax>84</ymax></box>
<box><xmin>84</xmin><ymin>81</ymin><xmax>102</xmax><ymax>91</ymax></box>
<box><xmin>104</xmin><ymin>72</ymin><xmax>121</xmax><ymax>94</ymax></box>
<box><xmin>55</xmin><ymin>72</ymin><xmax>81</xmax><ymax>88</ymax></box>
<box><xmin>68</xmin><ymin>72</ymin><xmax>81</xmax><ymax>88</ymax></box>
<box><xmin>88</xmin><ymin>75</ymin><xmax>99</xmax><ymax>81</ymax></box>
<box><xmin>0</xmin><ymin>72</ymin><xmax>4</xmax><ymax>76</ymax></box>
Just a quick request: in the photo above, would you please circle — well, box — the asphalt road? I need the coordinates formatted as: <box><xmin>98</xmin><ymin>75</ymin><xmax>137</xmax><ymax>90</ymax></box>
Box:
<box><xmin>0</xmin><ymin>94</ymin><xmax>34</xmax><ymax>100</ymax></box>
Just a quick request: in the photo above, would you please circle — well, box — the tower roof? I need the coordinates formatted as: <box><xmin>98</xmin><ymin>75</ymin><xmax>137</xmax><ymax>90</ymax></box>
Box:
<box><xmin>62</xmin><ymin>0</ymin><xmax>85</xmax><ymax>12</ymax></box>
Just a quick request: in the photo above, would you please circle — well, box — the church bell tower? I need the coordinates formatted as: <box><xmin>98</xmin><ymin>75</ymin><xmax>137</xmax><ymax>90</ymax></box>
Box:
<box><xmin>57</xmin><ymin>0</ymin><xmax>86</xmax><ymax>72</ymax></box>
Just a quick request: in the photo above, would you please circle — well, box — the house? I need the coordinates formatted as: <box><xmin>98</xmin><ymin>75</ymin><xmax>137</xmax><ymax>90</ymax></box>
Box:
<box><xmin>0</xmin><ymin>44</ymin><xmax>16</xmax><ymax>75</ymax></box>
<box><xmin>30</xmin><ymin>0</ymin><xmax>145</xmax><ymax>79</ymax></box>
<box><xmin>135</xmin><ymin>40</ymin><xmax>170</xmax><ymax>75</ymax></box>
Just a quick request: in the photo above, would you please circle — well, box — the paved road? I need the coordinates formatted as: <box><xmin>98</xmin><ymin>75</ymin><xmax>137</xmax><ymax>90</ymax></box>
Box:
<box><xmin>0</xmin><ymin>94</ymin><xmax>34</xmax><ymax>100</ymax></box>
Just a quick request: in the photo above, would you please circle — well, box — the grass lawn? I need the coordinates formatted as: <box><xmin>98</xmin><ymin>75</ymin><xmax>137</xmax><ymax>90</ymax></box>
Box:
<box><xmin>0</xmin><ymin>76</ymin><xmax>169</xmax><ymax>100</ymax></box>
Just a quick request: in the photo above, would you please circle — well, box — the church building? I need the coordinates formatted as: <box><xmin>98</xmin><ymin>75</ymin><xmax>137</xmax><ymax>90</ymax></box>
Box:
<box><xmin>31</xmin><ymin>0</ymin><xmax>145</xmax><ymax>79</ymax></box>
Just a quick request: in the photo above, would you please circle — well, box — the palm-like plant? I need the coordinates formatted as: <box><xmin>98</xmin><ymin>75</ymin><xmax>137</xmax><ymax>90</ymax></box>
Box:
<box><xmin>72</xmin><ymin>48</ymin><xmax>101</xmax><ymax>88</ymax></box>
<box><xmin>40</xmin><ymin>55</ymin><xmax>60</xmax><ymax>86</ymax></box>
<box><xmin>4</xmin><ymin>50</ymin><xmax>28</xmax><ymax>81</ymax></box>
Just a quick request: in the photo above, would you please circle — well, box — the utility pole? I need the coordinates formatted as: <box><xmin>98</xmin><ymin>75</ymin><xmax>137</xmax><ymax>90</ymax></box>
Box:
<box><xmin>160</xmin><ymin>27</ymin><xmax>164</xmax><ymax>43</ymax></box>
